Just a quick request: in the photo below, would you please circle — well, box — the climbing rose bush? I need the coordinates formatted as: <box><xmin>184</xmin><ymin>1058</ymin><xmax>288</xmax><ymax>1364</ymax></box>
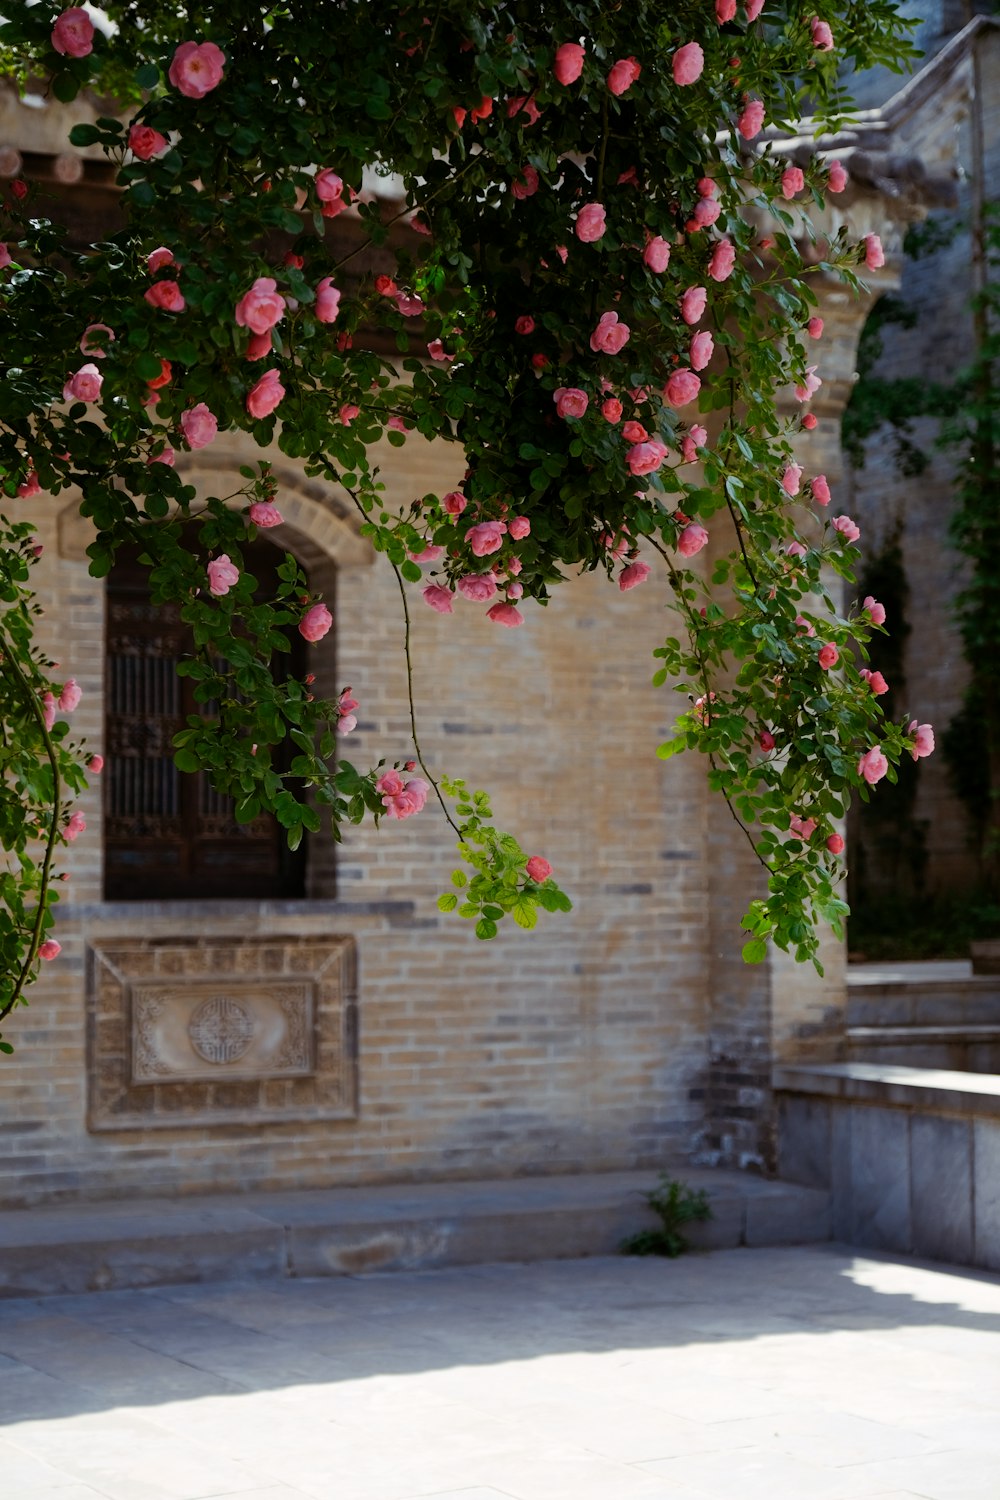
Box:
<box><xmin>0</xmin><ymin>0</ymin><xmax>921</xmax><ymax>1044</ymax></box>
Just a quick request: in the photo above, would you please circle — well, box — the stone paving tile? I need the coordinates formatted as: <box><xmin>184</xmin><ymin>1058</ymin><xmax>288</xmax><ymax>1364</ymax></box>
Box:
<box><xmin>0</xmin><ymin>1247</ymin><xmax>998</xmax><ymax>1500</ymax></box>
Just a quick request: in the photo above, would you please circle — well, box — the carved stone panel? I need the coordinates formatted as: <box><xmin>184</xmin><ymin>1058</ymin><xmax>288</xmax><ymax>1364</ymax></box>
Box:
<box><xmin>86</xmin><ymin>936</ymin><xmax>357</xmax><ymax>1131</ymax></box>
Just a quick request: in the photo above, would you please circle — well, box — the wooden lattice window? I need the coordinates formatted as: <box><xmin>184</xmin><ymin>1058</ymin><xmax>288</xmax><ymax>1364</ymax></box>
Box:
<box><xmin>104</xmin><ymin>538</ymin><xmax>307</xmax><ymax>901</ymax></box>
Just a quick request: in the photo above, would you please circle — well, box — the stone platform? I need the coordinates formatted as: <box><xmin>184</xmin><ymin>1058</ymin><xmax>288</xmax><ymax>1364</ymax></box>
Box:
<box><xmin>0</xmin><ymin>1170</ymin><xmax>831</xmax><ymax>1298</ymax></box>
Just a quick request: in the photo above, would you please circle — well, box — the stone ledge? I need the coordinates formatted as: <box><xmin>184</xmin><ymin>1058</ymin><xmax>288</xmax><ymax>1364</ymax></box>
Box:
<box><xmin>0</xmin><ymin>1169</ymin><xmax>830</xmax><ymax>1298</ymax></box>
<box><xmin>774</xmin><ymin>1062</ymin><xmax>1000</xmax><ymax>1117</ymax></box>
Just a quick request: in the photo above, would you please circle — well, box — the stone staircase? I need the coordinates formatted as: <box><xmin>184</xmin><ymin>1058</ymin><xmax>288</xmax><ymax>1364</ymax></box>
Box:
<box><xmin>845</xmin><ymin>960</ymin><xmax>1000</xmax><ymax>1070</ymax></box>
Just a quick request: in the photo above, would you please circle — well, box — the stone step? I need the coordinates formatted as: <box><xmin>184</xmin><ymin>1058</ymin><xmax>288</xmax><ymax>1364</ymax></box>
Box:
<box><xmin>847</xmin><ymin>974</ymin><xmax>1000</xmax><ymax>1027</ymax></box>
<box><xmin>846</xmin><ymin>1024</ymin><xmax>1000</xmax><ymax>1071</ymax></box>
<box><xmin>0</xmin><ymin>1169</ymin><xmax>831</xmax><ymax>1299</ymax></box>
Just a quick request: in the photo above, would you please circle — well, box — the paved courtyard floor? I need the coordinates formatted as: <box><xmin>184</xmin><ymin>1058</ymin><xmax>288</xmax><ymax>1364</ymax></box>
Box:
<box><xmin>0</xmin><ymin>1244</ymin><xmax>998</xmax><ymax>1500</ymax></box>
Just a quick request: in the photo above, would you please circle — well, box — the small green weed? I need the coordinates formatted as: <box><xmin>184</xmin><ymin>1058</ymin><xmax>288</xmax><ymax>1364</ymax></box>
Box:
<box><xmin>620</xmin><ymin>1174</ymin><xmax>713</xmax><ymax>1258</ymax></box>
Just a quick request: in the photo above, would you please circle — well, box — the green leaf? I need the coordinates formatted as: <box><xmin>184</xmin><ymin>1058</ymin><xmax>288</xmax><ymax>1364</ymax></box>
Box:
<box><xmin>742</xmin><ymin>936</ymin><xmax>769</xmax><ymax>964</ymax></box>
<box><xmin>512</xmin><ymin>898</ymin><xmax>537</xmax><ymax>930</ymax></box>
<box><xmin>475</xmin><ymin>917</ymin><xmax>498</xmax><ymax>940</ymax></box>
<box><xmin>437</xmin><ymin>891</ymin><xmax>458</xmax><ymax>912</ymax></box>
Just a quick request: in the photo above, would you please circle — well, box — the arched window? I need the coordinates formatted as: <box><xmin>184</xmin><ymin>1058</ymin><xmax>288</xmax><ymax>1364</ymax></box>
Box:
<box><xmin>104</xmin><ymin>536</ymin><xmax>308</xmax><ymax>901</ymax></box>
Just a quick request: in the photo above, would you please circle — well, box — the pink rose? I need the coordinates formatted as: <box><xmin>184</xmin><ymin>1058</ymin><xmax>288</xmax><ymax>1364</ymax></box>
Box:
<box><xmin>817</xmin><ymin>642</ymin><xmax>839</xmax><ymax>671</ymax></box>
<box><xmin>664</xmin><ymin>369</ymin><xmax>701</xmax><ymax>408</ymax></box>
<box><xmin>41</xmin><ymin>692</ymin><xmax>57</xmax><ymax>732</ymax></box>
<box><xmin>458</xmin><ymin>573</ymin><xmax>498</xmax><ymax>602</ymax></box>
<box><xmin>207</xmin><ymin>554</ymin><xmax>240</xmax><ymax>597</ymax></box>
<box><xmin>795</xmin><ymin>368</ymin><xmax>822</xmax><ymax>402</ymax></box>
<box><xmin>314</xmin><ymin>276</ymin><xmax>341</xmax><ymax>324</ymax></box>
<box><xmin>554</xmin><ymin>42</ymin><xmax>585</xmax><ymax>85</ymax></box>
<box><xmin>781</xmin><ymin>166</ymin><xmax>805</xmax><ymax>200</ymax></box>
<box><xmin>18</xmin><ymin>468</ymin><xmax>41</xmax><ymax>498</ymax></box>
<box><xmin>427</xmin><ymin>339</ymin><xmax>454</xmax><ymax>362</ymax></box>
<box><xmin>785</xmin><ymin>541</ymin><xmax>807</xmax><ymax>559</ymax></box>
<box><xmin>507</xmin><ymin>95</ymin><xmax>542</xmax><ymax>125</ymax></box>
<box><xmin>672</xmin><ymin>42</ymin><xmax>704</xmax><ymax>86</ymax></box>
<box><xmin>315</xmin><ymin>168</ymin><xmax>343</xmax><ymax>204</ymax></box>
<box><xmin>811</xmin><ymin>474</ymin><xmax>831</xmax><ymax>506</ymax></box>
<box><xmin>145</xmin><ymin>280</ymin><xmax>186</xmax><ymax>312</ymax></box>
<box><xmin>575</xmin><ymin>203</ymin><xmax>607</xmax><ymax>243</ymax></box>
<box><xmin>65</xmin><ymin>810</ymin><xmax>86</xmax><ymax>842</ymax></box>
<box><xmin>807</xmin><ymin>316</ymin><xmax>824</xmax><ymax>339</ymax></box>
<box><xmin>802</xmin><ymin>413</ymin><xmax>817</xmax><ymax>430</ymax></box>
<box><xmin>690</xmin><ymin>331</ymin><xmax>714</xmax><ymax>371</ymax></box>
<box><xmin>442</xmin><ymin>490</ymin><xmax>467</xmax><ymax>516</ymax></box>
<box><xmin>408</xmin><ymin>543</ymin><xmax>445</xmax><ymax>565</ymax></box>
<box><xmin>59</xmin><ymin>678</ymin><xmax>82</xmax><ymax>712</ymax></box>
<box><xmin>590</xmin><ymin>310</ymin><xmax>630</xmax><ymax>354</ymax></box>
<box><xmin>622</xmin><ymin>421</ymin><xmax>648</xmax><ymax>443</ymax></box>
<box><xmin>860</xmin><ymin>668</ymin><xmax>889</xmax><ymax>695</ymax></box>
<box><xmin>717</xmin><ymin>0</ymin><xmax>737</xmax><ymax>19</ymax></box>
<box><xmin>619</xmin><ymin>560</ymin><xmax>651</xmax><ymax>590</ymax></box>
<box><xmin>525</xmin><ymin>855</ymin><xmax>552</xmax><ymax>882</ymax></box>
<box><xmin>339</xmin><ymin>402</ymin><xmax>360</xmax><ymax>425</ymax></box>
<box><xmin>63</xmin><ymin>363</ymin><xmax>103</xmax><ymax>403</ymax></box>
<box><xmin>858</xmin><ymin>746</ymin><xmax>888</xmax><ymax>785</ymax></box>
<box><xmin>607</xmin><ymin>57</ymin><xmax>641</xmax><ymax>96</ymax></box>
<box><xmin>80</xmin><ymin>323</ymin><xmax>114</xmax><ymax>358</ymax></box>
<box><xmin>708</xmin><ymin>238</ymin><xmax>736</xmax><ymax>282</ymax></box>
<box><xmin>826</xmin><ymin>833</ymin><xmax>844</xmax><ymax>854</ymax></box>
<box><xmin>689</xmin><ymin>196</ymin><xmax>721</xmax><ymax>232</ymax></box>
<box><xmin>148</xmin><ymin>444</ymin><xmax>174</xmax><ymax>466</ymax></box>
<box><xmin>811</xmin><ymin>16</ymin><xmax>834</xmax><ymax>49</ymax></box>
<box><xmin>88</xmin><ymin>754</ymin><xmax>104</xmax><ymax>774</ymax></box>
<box><xmin>508</xmin><ymin>516</ymin><xmax>530</xmax><ymax>540</ymax></box>
<box><xmin>512</xmin><ymin>164</ymin><xmax>540</xmax><ymax>200</ymax></box>
<box><xmin>246</xmin><ymin>368</ymin><xmax>285</xmax><ymax>418</ymax></box>
<box><xmin>249</xmin><ymin>501</ymin><xmax>283</xmax><ymax>528</ymax></box>
<box><xmin>422</xmin><ymin>584</ymin><xmax>454</xmax><ymax>614</ymax></box>
<box><xmin>246</xmin><ymin>330</ymin><xmax>271</xmax><ymax>360</ymax></box>
<box><xmin>487</xmin><ymin>602</ymin><xmax>524</xmax><ymax>627</ymax></box>
<box><xmin>746</xmin><ymin>0</ymin><xmax>766</xmax><ymax>17</ymax></box>
<box><xmin>0</xmin><ymin>244</ymin><xmax>11</xmax><ymax>270</ymax></box>
<box><xmin>378</xmin><ymin>772</ymin><xmax>429</xmax><ymax>820</ymax></box>
<box><xmin>39</xmin><ymin>939</ymin><xmax>62</xmax><ymax>961</ymax></box>
<box><xmin>796</xmin><ymin>614</ymin><xmax>816</xmax><ymax>638</ymax></box>
<box><xmin>781</xmin><ymin>463</ymin><xmax>803</xmax><ymax>497</ymax></box>
<box><xmin>790</xmin><ymin>815</ymin><xmax>817</xmax><ymax>842</ymax></box>
<box><xmin>602</xmin><ymin>398</ymin><xmax>623</xmax><ymax>423</ymax></box>
<box><xmin>680</xmin><ymin>285</ymin><xmax>708</xmax><ymax>325</ymax></box>
<box><xmin>299</xmin><ymin>602</ymin><xmax>333</xmax><ymax>642</ymax></box>
<box><xmin>864</xmin><ymin>234</ymin><xmax>885</xmax><ymax>271</ymax></box>
<box><xmin>677</xmin><ymin>522</ymin><xmax>709</xmax><ymax>557</ymax></box>
<box><xmin>554</xmin><ymin>387</ymin><xmax>589</xmax><ymax>419</ymax></box>
<box><xmin>180</xmin><ymin>402</ymin><xmax>218</xmax><ymax>449</ymax></box>
<box><xmin>467</xmin><ymin>520</ymin><xmax>507</xmax><ymax>556</ymax></box>
<box><xmin>128</xmin><ymin>123</ymin><xmax>168</xmax><ymax>160</ymax></box>
<box><xmin>395</xmin><ymin>291</ymin><xmax>425</xmax><ymax>317</ymax></box>
<box><xmin>863</xmin><ymin>595</ymin><xmax>886</xmax><ymax>626</ymax></box>
<box><xmin>643</xmin><ymin>235</ymin><xmax>670</xmax><ymax>273</ymax></box>
<box><xmin>832</xmin><ymin>513</ymin><xmax>860</xmax><ymax>544</ymax></box>
<box><xmin>169</xmin><ymin>40</ymin><xmax>226</xmax><ymax>99</ymax></box>
<box><xmin>515</xmin><ymin>315</ymin><xmax>535</xmax><ymax>335</ymax></box>
<box><xmin>908</xmin><ymin>720</ymin><xmax>935</xmax><ymax>760</ymax></box>
<box><xmin>827</xmin><ymin>159</ymin><xmax>848</xmax><ymax>193</ymax></box>
<box><xmin>627</xmin><ymin>441</ymin><xmax>668</xmax><ymax>476</ymax></box>
<box><xmin>52</xmin><ymin>8</ymin><xmax>94</xmax><ymax>57</ymax></box>
<box><xmin>758</xmin><ymin>729</ymin><xmax>776</xmax><ymax>752</ymax></box>
<box><xmin>235</xmin><ymin>276</ymin><xmax>286</xmax><ymax>335</ymax></box>
<box><xmin>738</xmin><ymin>99</ymin><xmax>766</xmax><ymax>139</ymax></box>
<box><xmin>149</xmin><ymin>245</ymin><xmax>175</xmax><ymax>275</ymax></box>
<box><xmin>387</xmin><ymin>416</ymin><xmax>410</xmax><ymax>434</ymax></box>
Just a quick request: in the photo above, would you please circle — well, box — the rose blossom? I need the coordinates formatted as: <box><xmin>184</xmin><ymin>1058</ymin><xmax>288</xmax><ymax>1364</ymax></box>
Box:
<box><xmin>827</xmin><ymin>833</ymin><xmax>845</xmax><ymax>854</ymax></box>
<box><xmin>59</xmin><ymin>678</ymin><xmax>82</xmax><ymax>712</ymax></box>
<box><xmin>39</xmin><ymin>939</ymin><xmax>61</xmax><ymax>961</ymax></box>
<box><xmin>590</xmin><ymin>311</ymin><xmax>630</xmax><ymax>354</ymax></box>
<box><xmin>858</xmin><ymin>746</ymin><xmax>888</xmax><ymax>785</ymax></box>
<box><xmin>246</xmin><ymin>368</ymin><xmax>285</xmax><ymax>418</ymax></box>
<box><xmin>811</xmin><ymin>474</ymin><xmax>831</xmax><ymax>506</ymax></box>
<box><xmin>790</xmin><ymin>815</ymin><xmax>817</xmax><ymax>842</ymax></box>
<box><xmin>554</xmin><ymin>387</ymin><xmax>589</xmax><ymax>419</ymax></box>
<box><xmin>63</xmin><ymin>364</ymin><xmax>103</xmax><ymax>403</ymax></box>
<box><xmin>832</xmin><ymin>513</ymin><xmax>861</xmax><ymax>544</ymax></box>
<box><xmin>395</xmin><ymin>290</ymin><xmax>425</xmax><ymax>317</ymax></box>
<box><xmin>88</xmin><ymin>754</ymin><xmax>104</xmax><ymax>774</ymax></box>
<box><xmin>507</xmin><ymin>95</ymin><xmax>542</xmax><ymax>125</ymax></box>
<box><xmin>664</xmin><ymin>369</ymin><xmax>701</xmax><ymax>408</ymax></box>
<box><xmin>467</xmin><ymin>520</ymin><xmax>507</xmax><ymax>556</ymax></box>
<box><xmin>627</xmin><ymin>441</ymin><xmax>668</xmax><ymax>476</ymax></box>
<box><xmin>508</xmin><ymin>516</ymin><xmax>531</xmax><ymax>540</ymax></box>
<box><xmin>442</xmin><ymin>490</ymin><xmax>467</xmax><ymax>516</ymax></box>
<box><xmin>863</xmin><ymin>595</ymin><xmax>886</xmax><ymax>626</ymax></box>
<box><xmin>169</xmin><ymin>40</ymin><xmax>226</xmax><ymax>99</ymax></box>
<box><xmin>457</xmin><ymin>573</ymin><xmax>498</xmax><ymax>602</ymax></box>
<box><xmin>148</xmin><ymin>444</ymin><xmax>174</xmax><ymax>466</ymax></box>
<box><xmin>314</xmin><ymin>168</ymin><xmax>344</xmax><ymax>207</ymax></box>
<box><xmin>575</xmin><ymin>203</ymin><xmax>607</xmax><ymax>242</ymax></box>
<box><xmin>759</xmin><ymin>729</ymin><xmax>776</xmax><ymax>752</ymax></box>
<box><xmin>65</xmin><ymin>810</ymin><xmax>86</xmax><ymax>842</ymax></box>
<box><xmin>148</xmin><ymin>247</ymin><xmax>177</xmax><ymax>277</ymax></box>
<box><xmin>811</xmin><ymin>16</ymin><xmax>834</xmax><ymax>49</ymax></box>
<box><xmin>181</xmin><ymin>403</ymin><xmax>218</xmax><ymax>450</ymax></box>
<box><xmin>148</xmin><ymin>358</ymin><xmax>172</xmax><ymax>388</ymax></box>
<box><xmin>644</xmin><ymin>235</ymin><xmax>670</xmax><ymax>272</ymax></box>
<box><xmin>622</xmin><ymin>421</ymin><xmax>648</xmax><ymax>443</ymax></box>
<box><xmin>673</xmin><ymin>42</ymin><xmax>704</xmax><ymax>86</ymax></box>
<box><xmin>487</xmin><ymin>602</ymin><xmax>524</xmax><ymax>627</ymax></box>
<box><xmin>864</xmin><ymin>233</ymin><xmax>885</xmax><ymax>270</ymax></box>
<box><xmin>781</xmin><ymin>463</ymin><xmax>803</xmax><ymax>497</ymax></box>
<box><xmin>207</xmin><ymin>554</ymin><xmax>239</xmax><ymax>597</ymax></box>
<box><xmin>690</xmin><ymin>330</ymin><xmax>714</xmax><ymax>371</ymax></box>
<box><xmin>314</xmin><ymin>276</ymin><xmax>341</xmax><ymax>323</ymax></box>
<box><xmin>807</xmin><ymin>316</ymin><xmax>824</xmax><ymax>339</ymax></box>
<box><xmin>52</xmin><ymin>8</ymin><xmax>94</xmax><ymax>57</ymax></box>
<box><xmin>817</xmin><ymin>643</ymin><xmax>839</xmax><ymax>671</ymax></box>
<box><xmin>249</xmin><ymin>501</ymin><xmax>283</xmax><ymax>528</ymax></box>
<box><xmin>235</xmin><ymin>276</ymin><xmax>286</xmax><ymax>335</ymax></box>
<box><xmin>796</xmin><ymin>367</ymin><xmax>822</xmax><ymax>402</ymax></box>
<box><xmin>619</xmin><ymin>560</ymin><xmax>651</xmax><ymax>590</ymax></box>
<box><xmin>738</xmin><ymin>99</ymin><xmax>766</xmax><ymax>139</ymax></box>
<box><xmin>18</xmin><ymin>469</ymin><xmax>41</xmax><ymax>498</ymax></box>
<box><xmin>408</xmin><ymin>543</ymin><xmax>445</xmax><ymax>565</ymax></box>
<box><xmin>708</xmin><ymin>238</ymin><xmax>736</xmax><ymax>281</ymax></box>
<box><xmin>525</xmin><ymin>855</ymin><xmax>552</xmax><ymax>882</ymax></box>
<box><xmin>717</xmin><ymin>0</ymin><xmax>737</xmax><ymax>18</ymax></box>
<box><xmin>299</xmin><ymin>602</ymin><xmax>333</xmax><ymax>642</ymax></box>
<box><xmin>422</xmin><ymin>584</ymin><xmax>454</xmax><ymax>614</ymax></box>
<box><xmin>781</xmin><ymin>166</ymin><xmax>805</xmax><ymax>200</ymax></box>
<box><xmin>128</xmin><ymin>123</ymin><xmax>168</xmax><ymax>160</ymax></box>
<box><xmin>41</xmin><ymin>692</ymin><xmax>56</xmax><ymax>731</ymax></box>
<box><xmin>515</xmin><ymin>315</ymin><xmax>535</xmax><ymax>335</ymax></box>
<box><xmin>512</xmin><ymin>164</ymin><xmax>540</xmax><ymax>199</ymax></box>
<box><xmin>601</xmin><ymin>397</ymin><xmax>623</xmax><ymax>423</ymax></box>
<box><xmin>678</xmin><ymin>523</ymin><xmax>709</xmax><ymax>557</ymax></box>
<box><xmin>802</xmin><ymin>413</ymin><xmax>817</xmax><ymax>430</ymax></box>
<box><xmin>0</xmin><ymin>244</ymin><xmax>11</xmax><ymax>270</ymax></box>
<box><xmin>339</xmin><ymin>402</ymin><xmax>360</xmax><ymax>425</ymax></box>
<box><xmin>554</xmin><ymin>42</ymin><xmax>585</xmax><ymax>85</ymax></box>
<box><xmin>860</xmin><ymin>668</ymin><xmax>889</xmax><ymax>695</ymax></box>
<box><xmin>746</xmin><ymin>0</ymin><xmax>766</xmax><ymax>17</ymax></box>
<box><xmin>80</xmin><ymin>323</ymin><xmax>114</xmax><ymax>358</ymax></box>
<box><xmin>908</xmin><ymin>720</ymin><xmax>935</xmax><ymax>760</ymax></box>
<box><xmin>377</xmin><ymin>770</ymin><xmax>429</xmax><ymax>819</ymax></box>
<box><xmin>145</xmin><ymin>280</ymin><xmax>185</xmax><ymax>312</ymax></box>
<box><xmin>827</xmin><ymin>159</ymin><xmax>848</xmax><ymax>192</ymax></box>
<box><xmin>427</xmin><ymin>338</ymin><xmax>454</xmax><ymax>362</ymax></box>
<box><xmin>680</xmin><ymin>285</ymin><xmax>708</xmax><ymax>325</ymax></box>
<box><xmin>607</xmin><ymin>57</ymin><xmax>641</xmax><ymax>96</ymax></box>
